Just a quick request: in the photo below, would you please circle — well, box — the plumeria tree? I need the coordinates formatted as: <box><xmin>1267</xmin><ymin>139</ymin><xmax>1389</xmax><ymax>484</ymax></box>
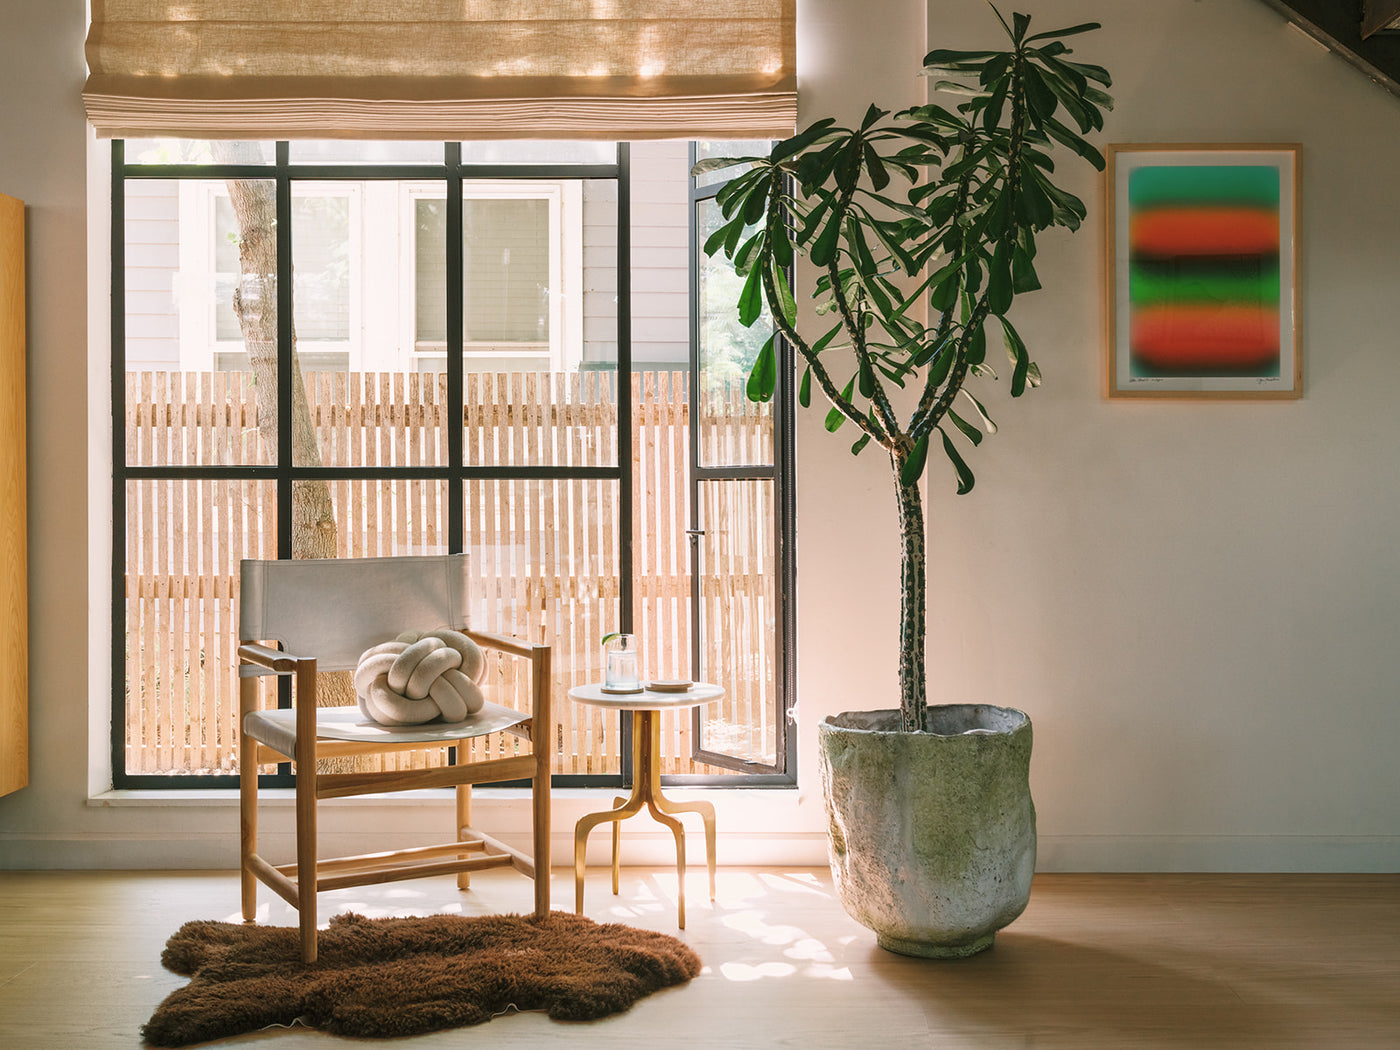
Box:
<box><xmin>696</xmin><ymin>7</ymin><xmax>1112</xmax><ymax>732</ymax></box>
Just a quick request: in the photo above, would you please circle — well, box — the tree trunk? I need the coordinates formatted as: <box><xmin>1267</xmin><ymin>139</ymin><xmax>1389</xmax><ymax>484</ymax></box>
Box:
<box><xmin>211</xmin><ymin>144</ymin><xmax>358</xmax><ymax>748</ymax></box>
<box><xmin>893</xmin><ymin>461</ymin><xmax>928</xmax><ymax>734</ymax></box>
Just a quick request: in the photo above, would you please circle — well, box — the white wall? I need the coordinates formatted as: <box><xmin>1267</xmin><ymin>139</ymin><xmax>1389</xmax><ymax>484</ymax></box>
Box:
<box><xmin>1</xmin><ymin>0</ymin><xmax>1396</xmax><ymax>873</ymax></box>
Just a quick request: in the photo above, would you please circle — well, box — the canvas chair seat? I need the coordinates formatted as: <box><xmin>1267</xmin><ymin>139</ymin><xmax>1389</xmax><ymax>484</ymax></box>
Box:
<box><xmin>242</xmin><ymin>702</ymin><xmax>530</xmax><ymax>758</ymax></box>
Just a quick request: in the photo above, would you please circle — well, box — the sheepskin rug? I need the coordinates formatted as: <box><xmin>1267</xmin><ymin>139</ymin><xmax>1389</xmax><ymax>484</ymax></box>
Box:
<box><xmin>142</xmin><ymin>910</ymin><xmax>702</xmax><ymax>1046</ymax></box>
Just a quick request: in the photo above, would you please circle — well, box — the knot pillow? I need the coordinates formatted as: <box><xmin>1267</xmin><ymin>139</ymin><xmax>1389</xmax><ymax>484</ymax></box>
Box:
<box><xmin>354</xmin><ymin>629</ymin><xmax>486</xmax><ymax>726</ymax></box>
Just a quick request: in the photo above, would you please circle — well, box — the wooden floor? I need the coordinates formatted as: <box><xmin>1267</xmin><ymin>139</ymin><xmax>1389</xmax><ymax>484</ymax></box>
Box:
<box><xmin>0</xmin><ymin>868</ymin><xmax>1397</xmax><ymax>1048</ymax></box>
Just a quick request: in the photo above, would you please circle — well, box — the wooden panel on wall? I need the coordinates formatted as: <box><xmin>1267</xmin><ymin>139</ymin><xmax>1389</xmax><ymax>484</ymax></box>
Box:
<box><xmin>0</xmin><ymin>192</ymin><xmax>26</xmax><ymax>797</ymax></box>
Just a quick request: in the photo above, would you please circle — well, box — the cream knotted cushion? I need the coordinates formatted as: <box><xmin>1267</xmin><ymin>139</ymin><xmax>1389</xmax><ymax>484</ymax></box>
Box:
<box><xmin>354</xmin><ymin>629</ymin><xmax>486</xmax><ymax>726</ymax></box>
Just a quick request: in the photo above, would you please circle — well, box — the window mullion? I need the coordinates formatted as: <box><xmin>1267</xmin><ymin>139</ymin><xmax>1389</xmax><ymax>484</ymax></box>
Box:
<box><xmin>446</xmin><ymin>142</ymin><xmax>464</xmax><ymax>553</ymax></box>
<box><xmin>275</xmin><ymin>141</ymin><xmax>293</xmax><ymax>559</ymax></box>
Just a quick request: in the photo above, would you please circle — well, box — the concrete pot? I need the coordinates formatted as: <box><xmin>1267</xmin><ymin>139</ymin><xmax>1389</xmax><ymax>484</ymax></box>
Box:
<box><xmin>818</xmin><ymin>704</ymin><xmax>1035</xmax><ymax>958</ymax></box>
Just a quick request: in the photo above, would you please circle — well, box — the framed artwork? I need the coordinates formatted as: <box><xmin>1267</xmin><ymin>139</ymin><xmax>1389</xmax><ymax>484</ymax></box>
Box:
<box><xmin>1104</xmin><ymin>144</ymin><xmax>1301</xmax><ymax>399</ymax></box>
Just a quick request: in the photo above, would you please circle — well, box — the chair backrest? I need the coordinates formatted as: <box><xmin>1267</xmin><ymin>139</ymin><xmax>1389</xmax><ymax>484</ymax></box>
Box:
<box><xmin>240</xmin><ymin>555</ymin><xmax>472</xmax><ymax>673</ymax></box>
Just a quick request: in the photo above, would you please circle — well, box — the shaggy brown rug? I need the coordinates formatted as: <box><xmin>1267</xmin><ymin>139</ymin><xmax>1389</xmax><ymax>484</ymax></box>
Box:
<box><xmin>142</xmin><ymin>910</ymin><xmax>702</xmax><ymax>1047</ymax></box>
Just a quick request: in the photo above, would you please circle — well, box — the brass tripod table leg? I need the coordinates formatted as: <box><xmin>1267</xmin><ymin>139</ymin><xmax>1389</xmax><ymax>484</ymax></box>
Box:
<box><xmin>573</xmin><ymin>707</ymin><xmax>707</xmax><ymax>928</ymax></box>
<box><xmin>651</xmin><ymin>790</ymin><xmax>717</xmax><ymax>903</ymax></box>
<box><xmin>574</xmin><ymin>789</ymin><xmax>644</xmax><ymax>916</ymax></box>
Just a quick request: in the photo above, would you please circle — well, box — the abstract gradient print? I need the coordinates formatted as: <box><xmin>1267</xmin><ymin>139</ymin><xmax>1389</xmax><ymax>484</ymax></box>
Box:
<box><xmin>1127</xmin><ymin>165</ymin><xmax>1281</xmax><ymax>378</ymax></box>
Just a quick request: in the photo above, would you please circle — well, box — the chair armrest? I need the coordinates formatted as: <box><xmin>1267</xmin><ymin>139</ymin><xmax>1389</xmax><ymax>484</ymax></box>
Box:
<box><xmin>465</xmin><ymin>628</ymin><xmax>548</xmax><ymax>660</ymax></box>
<box><xmin>238</xmin><ymin>641</ymin><xmax>312</xmax><ymax>674</ymax></box>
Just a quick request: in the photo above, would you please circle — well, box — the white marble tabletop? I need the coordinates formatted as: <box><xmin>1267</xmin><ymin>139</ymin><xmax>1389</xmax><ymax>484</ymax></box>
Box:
<box><xmin>567</xmin><ymin>681</ymin><xmax>725</xmax><ymax>712</ymax></box>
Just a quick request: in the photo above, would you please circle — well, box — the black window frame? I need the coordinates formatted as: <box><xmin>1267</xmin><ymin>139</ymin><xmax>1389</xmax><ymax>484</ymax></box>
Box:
<box><xmin>109</xmin><ymin>139</ymin><xmax>795</xmax><ymax>790</ymax></box>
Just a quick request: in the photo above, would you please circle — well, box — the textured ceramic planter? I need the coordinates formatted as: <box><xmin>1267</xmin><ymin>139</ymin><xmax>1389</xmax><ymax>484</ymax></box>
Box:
<box><xmin>818</xmin><ymin>704</ymin><xmax>1035</xmax><ymax>958</ymax></box>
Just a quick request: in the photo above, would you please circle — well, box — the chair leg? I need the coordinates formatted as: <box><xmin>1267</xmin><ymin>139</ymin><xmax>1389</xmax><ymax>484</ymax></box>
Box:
<box><xmin>294</xmin><ymin>664</ymin><xmax>319</xmax><ymax>964</ymax></box>
<box><xmin>295</xmin><ymin>757</ymin><xmax>318</xmax><ymax>964</ymax></box>
<box><xmin>456</xmin><ymin>777</ymin><xmax>472</xmax><ymax>891</ymax></box>
<box><xmin>238</xmin><ymin>677</ymin><xmax>257</xmax><ymax>923</ymax></box>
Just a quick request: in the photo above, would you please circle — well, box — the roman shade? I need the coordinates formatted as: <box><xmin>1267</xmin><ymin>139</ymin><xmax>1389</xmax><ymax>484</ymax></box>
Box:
<box><xmin>82</xmin><ymin>0</ymin><xmax>797</xmax><ymax>140</ymax></box>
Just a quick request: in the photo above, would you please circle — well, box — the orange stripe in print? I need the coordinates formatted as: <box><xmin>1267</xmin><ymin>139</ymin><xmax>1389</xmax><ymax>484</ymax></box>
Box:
<box><xmin>1130</xmin><ymin>207</ymin><xmax>1280</xmax><ymax>257</ymax></box>
<box><xmin>1130</xmin><ymin>305</ymin><xmax>1280</xmax><ymax>371</ymax></box>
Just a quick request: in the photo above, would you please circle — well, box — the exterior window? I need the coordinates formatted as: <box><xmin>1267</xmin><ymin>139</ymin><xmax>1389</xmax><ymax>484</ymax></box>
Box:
<box><xmin>111</xmin><ymin>139</ymin><xmax>793</xmax><ymax>788</ymax></box>
<box><xmin>409</xmin><ymin>185</ymin><xmax>574</xmax><ymax>370</ymax></box>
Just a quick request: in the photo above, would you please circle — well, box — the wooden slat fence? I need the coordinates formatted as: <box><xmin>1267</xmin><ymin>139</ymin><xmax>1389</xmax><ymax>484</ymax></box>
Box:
<box><xmin>123</xmin><ymin>370</ymin><xmax>776</xmax><ymax>778</ymax></box>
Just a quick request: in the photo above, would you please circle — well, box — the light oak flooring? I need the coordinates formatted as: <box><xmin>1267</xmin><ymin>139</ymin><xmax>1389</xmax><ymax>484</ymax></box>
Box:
<box><xmin>0</xmin><ymin>868</ymin><xmax>1397</xmax><ymax>1048</ymax></box>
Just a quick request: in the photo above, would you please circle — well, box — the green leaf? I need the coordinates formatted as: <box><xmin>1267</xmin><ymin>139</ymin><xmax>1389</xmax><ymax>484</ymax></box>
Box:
<box><xmin>703</xmin><ymin>217</ymin><xmax>742</xmax><ymax>258</ymax></box>
<box><xmin>742</xmin><ymin>181</ymin><xmax>770</xmax><ymax>223</ymax></box>
<box><xmin>771</xmin><ymin>258</ymin><xmax>798</xmax><ymax>326</ymax></box>
<box><xmin>982</xmin><ymin>76</ymin><xmax>1009</xmax><ymax>131</ymax></box>
<box><xmin>810</xmin><ymin>207</ymin><xmax>844</xmax><ymax>267</ymax></box>
<box><xmin>930</xmin><ymin>79</ymin><xmax>984</xmax><ymax>97</ymax></box>
<box><xmin>947</xmin><ymin>408</ymin><xmax>984</xmax><ymax>447</ymax></box>
<box><xmin>1001</xmin><ymin>316</ymin><xmax>1030</xmax><ymax>396</ymax></box>
<box><xmin>734</xmin><ymin>230</ymin><xmax>765</xmax><ymax>273</ymax></box>
<box><xmin>771</xmin><ymin>223</ymin><xmax>794</xmax><ymax>267</ymax></box>
<box><xmin>922</xmin><ymin>48</ymin><xmax>1000</xmax><ymax>70</ymax></box>
<box><xmin>867</xmin><ymin>217</ymin><xmax>917</xmax><ymax>274</ymax></box>
<box><xmin>1012</xmin><ymin>12</ymin><xmax>1032</xmax><ymax>44</ymax></box>
<box><xmin>964</xmin><ymin>314</ymin><xmax>987</xmax><ymax>366</ymax></box>
<box><xmin>986</xmin><ymin>237</ymin><xmax>1013</xmax><ymax>316</ymax></box>
<box><xmin>1042</xmin><ymin>115</ymin><xmax>1105</xmax><ymax>171</ymax></box>
<box><xmin>738</xmin><ymin>260</ymin><xmax>764</xmax><ymax>327</ymax></box>
<box><xmin>900</xmin><ymin>434</ymin><xmax>930</xmax><ymax>486</ymax></box>
<box><xmin>799</xmin><ymin>365</ymin><xmax>812</xmax><ymax>407</ymax></box>
<box><xmin>857</xmin><ymin>352</ymin><xmax>875</xmax><ymax>398</ymax></box>
<box><xmin>1021</xmin><ymin>66</ymin><xmax>1059</xmax><ymax>124</ymax></box>
<box><xmin>1011</xmin><ymin>241</ymin><xmax>1041</xmax><ymax>292</ymax></box>
<box><xmin>851</xmin><ymin>433</ymin><xmax>872</xmax><ymax>456</ymax></box>
<box><xmin>959</xmin><ymin>389</ymin><xmax>998</xmax><ymax>434</ymax></box>
<box><xmin>1024</xmin><ymin>21</ymin><xmax>1101</xmax><ymax>43</ymax></box>
<box><xmin>938</xmin><ymin>427</ymin><xmax>976</xmax><ymax>494</ymax></box>
<box><xmin>925</xmin><ymin>339</ymin><xmax>956</xmax><ymax>388</ymax></box>
<box><xmin>1061</xmin><ymin>59</ymin><xmax>1113</xmax><ymax>87</ymax></box>
<box><xmin>770</xmin><ymin>118</ymin><xmax>839</xmax><ymax>165</ymax></box>
<box><xmin>746</xmin><ymin>334</ymin><xmax>778</xmax><ymax>403</ymax></box>
<box><xmin>1038</xmin><ymin>65</ymin><xmax>1098</xmax><ymax>133</ymax></box>
<box><xmin>824</xmin><ymin>375</ymin><xmax>857</xmax><ymax>432</ymax></box>
<box><xmin>690</xmin><ymin>156</ymin><xmax>762</xmax><ymax>178</ymax></box>
<box><xmin>862</xmin><ymin>142</ymin><xmax>891</xmax><ymax>191</ymax></box>
<box><xmin>810</xmin><ymin>322</ymin><xmax>843</xmax><ymax>355</ymax></box>
<box><xmin>797</xmin><ymin>192</ymin><xmax>835</xmax><ymax>245</ymax></box>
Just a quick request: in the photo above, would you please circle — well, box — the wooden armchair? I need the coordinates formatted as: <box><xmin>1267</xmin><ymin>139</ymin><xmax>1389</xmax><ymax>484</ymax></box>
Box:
<box><xmin>237</xmin><ymin>554</ymin><xmax>551</xmax><ymax>962</ymax></box>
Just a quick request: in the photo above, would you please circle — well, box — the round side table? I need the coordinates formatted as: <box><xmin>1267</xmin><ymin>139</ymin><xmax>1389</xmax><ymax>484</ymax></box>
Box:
<box><xmin>568</xmin><ymin>681</ymin><xmax>724</xmax><ymax>928</ymax></box>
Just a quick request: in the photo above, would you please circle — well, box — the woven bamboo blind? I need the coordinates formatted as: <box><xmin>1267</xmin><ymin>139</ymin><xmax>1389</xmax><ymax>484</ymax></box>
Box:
<box><xmin>83</xmin><ymin>0</ymin><xmax>797</xmax><ymax>140</ymax></box>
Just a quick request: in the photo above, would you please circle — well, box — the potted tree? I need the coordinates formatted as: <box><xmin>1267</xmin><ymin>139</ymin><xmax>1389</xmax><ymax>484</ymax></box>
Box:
<box><xmin>695</xmin><ymin>7</ymin><xmax>1112</xmax><ymax>957</ymax></box>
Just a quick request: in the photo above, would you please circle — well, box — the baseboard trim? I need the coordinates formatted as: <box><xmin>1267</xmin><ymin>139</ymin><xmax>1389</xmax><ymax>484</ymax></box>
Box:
<box><xmin>3</xmin><ymin>830</ymin><xmax>1397</xmax><ymax>872</ymax></box>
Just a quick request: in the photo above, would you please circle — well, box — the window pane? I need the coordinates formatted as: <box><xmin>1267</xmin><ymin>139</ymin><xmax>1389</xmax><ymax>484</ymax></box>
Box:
<box><xmin>414</xmin><ymin>198</ymin><xmax>447</xmax><ymax>344</ymax></box>
<box><xmin>457</xmin><ymin>179</ymin><xmax>617</xmax><ymax>468</ymax></box>
<box><xmin>123</xmin><ymin>479</ymin><xmax>276</xmax><ymax>776</ymax></box>
<box><xmin>292</xmin><ymin>195</ymin><xmax>350</xmax><ymax>342</ymax></box>
<box><xmin>464</xmin><ymin>198</ymin><xmax>549</xmax><ymax>343</ymax></box>
<box><xmin>696</xmin><ymin>196</ymin><xmax>775</xmax><ymax>466</ymax></box>
<box><xmin>124</xmin><ymin>139</ymin><xmax>273</xmax><ymax>165</ymax></box>
<box><xmin>289</xmin><ymin>140</ymin><xmax>445</xmax><ymax>165</ymax></box>
<box><xmin>293</xmin><ymin>479</ymin><xmax>447</xmax><ymax>560</ymax></box>
<box><xmin>695</xmin><ymin>478</ymin><xmax>778</xmax><ymax>768</ymax></box>
<box><xmin>125</xmin><ymin>178</ymin><xmax>278</xmax><ymax>466</ymax></box>
<box><xmin>298</xmin><ymin>180</ymin><xmax>446</xmax><ymax>468</ymax></box>
<box><xmin>466</xmin><ymin>478</ymin><xmax>622</xmax><ymax>776</ymax></box>
<box><xmin>460</xmin><ymin>141</ymin><xmax>615</xmax><ymax>165</ymax></box>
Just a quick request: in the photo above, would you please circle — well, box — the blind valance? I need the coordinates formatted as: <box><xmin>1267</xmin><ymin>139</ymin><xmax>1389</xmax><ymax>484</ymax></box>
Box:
<box><xmin>83</xmin><ymin>0</ymin><xmax>796</xmax><ymax>140</ymax></box>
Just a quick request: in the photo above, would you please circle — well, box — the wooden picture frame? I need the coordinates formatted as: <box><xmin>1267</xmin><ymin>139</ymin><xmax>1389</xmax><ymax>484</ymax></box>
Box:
<box><xmin>1104</xmin><ymin>144</ymin><xmax>1301</xmax><ymax>400</ymax></box>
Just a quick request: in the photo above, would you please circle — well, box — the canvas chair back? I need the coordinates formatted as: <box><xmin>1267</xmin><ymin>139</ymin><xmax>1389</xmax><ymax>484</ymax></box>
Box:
<box><xmin>239</xmin><ymin>555</ymin><xmax>472</xmax><ymax>674</ymax></box>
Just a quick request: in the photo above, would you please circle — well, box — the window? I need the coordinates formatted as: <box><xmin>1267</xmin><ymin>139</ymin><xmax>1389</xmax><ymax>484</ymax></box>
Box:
<box><xmin>111</xmin><ymin>139</ymin><xmax>793</xmax><ymax>788</ymax></box>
